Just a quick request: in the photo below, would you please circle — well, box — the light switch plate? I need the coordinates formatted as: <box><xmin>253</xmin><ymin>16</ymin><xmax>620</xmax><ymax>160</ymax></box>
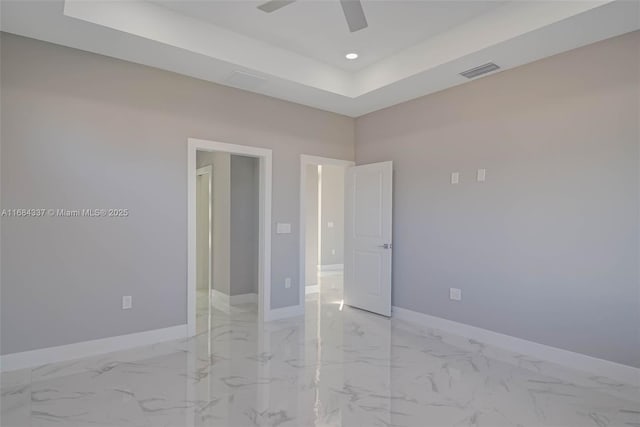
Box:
<box><xmin>276</xmin><ymin>223</ymin><xmax>291</xmax><ymax>234</ymax></box>
<box><xmin>477</xmin><ymin>168</ymin><xmax>486</xmax><ymax>182</ymax></box>
<box><xmin>327</xmin><ymin>221</ymin><xmax>334</xmax><ymax>228</ymax></box>
<box><xmin>122</xmin><ymin>295</ymin><xmax>132</xmax><ymax>310</ymax></box>
<box><xmin>451</xmin><ymin>172</ymin><xmax>460</xmax><ymax>184</ymax></box>
<box><xmin>450</xmin><ymin>288</ymin><xmax>462</xmax><ymax>301</ymax></box>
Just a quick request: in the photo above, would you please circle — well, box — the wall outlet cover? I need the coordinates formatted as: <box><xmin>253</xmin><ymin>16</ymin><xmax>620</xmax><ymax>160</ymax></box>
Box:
<box><xmin>449</xmin><ymin>288</ymin><xmax>462</xmax><ymax>301</ymax></box>
<box><xmin>122</xmin><ymin>295</ymin><xmax>132</xmax><ymax>309</ymax></box>
<box><xmin>451</xmin><ymin>172</ymin><xmax>460</xmax><ymax>184</ymax></box>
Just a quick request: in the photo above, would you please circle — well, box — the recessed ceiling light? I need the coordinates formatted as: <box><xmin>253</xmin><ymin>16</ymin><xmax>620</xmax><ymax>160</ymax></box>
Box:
<box><xmin>345</xmin><ymin>52</ymin><xmax>358</xmax><ymax>60</ymax></box>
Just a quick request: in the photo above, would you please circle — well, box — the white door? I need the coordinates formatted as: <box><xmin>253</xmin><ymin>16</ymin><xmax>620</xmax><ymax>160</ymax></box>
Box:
<box><xmin>344</xmin><ymin>161</ymin><xmax>393</xmax><ymax>316</ymax></box>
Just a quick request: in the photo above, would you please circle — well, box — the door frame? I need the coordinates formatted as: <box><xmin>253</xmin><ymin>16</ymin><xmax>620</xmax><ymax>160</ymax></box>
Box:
<box><xmin>196</xmin><ymin>165</ymin><xmax>213</xmax><ymax>301</ymax></box>
<box><xmin>188</xmin><ymin>138</ymin><xmax>272</xmax><ymax>335</ymax></box>
<box><xmin>299</xmin><ymin>155</ymin><xmax>354</xmax><ymax>311</ymax></box>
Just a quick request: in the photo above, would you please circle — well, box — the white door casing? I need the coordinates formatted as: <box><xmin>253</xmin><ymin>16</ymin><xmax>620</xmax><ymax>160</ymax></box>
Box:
<box><xmin>344</xmin><ymin>161</ymin><xmax>393</xmax><ymax>317</ymax></box>
<box><xmin>196</xmin><ymin>166</ymin><xmax>212</xmax><ymax>296</ymax></box>
<box><xmin>188</xmin><ymin>138</ymin><xmax>272</xmax><ymax>332</ymax></box>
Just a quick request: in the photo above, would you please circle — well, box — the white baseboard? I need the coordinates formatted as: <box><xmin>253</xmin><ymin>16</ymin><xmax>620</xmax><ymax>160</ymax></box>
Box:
<box><xmin>211</xmin><ymin>289</ymin><xmax>230</xmax><ymax>306</ymax></box>
<box><xmin>392</xmin><ymin>306</ymin><xmax>640</xmax><ymax>386</ymax></box>
<box><xmin>318</xmin><ymin>264</ymin><xmax>343</xmax><ymax>272</ymax></box>
<box><xmin>305</xmin><ymin>285</ymin><xmax>319</xmax><ymax>294</ymax></box>
<box><xmin>230</xmin><ymin>293</ymin><xmax>258</xmax><ymax>305</ymax></box>
<box><xmin>0</xmin><ymin>324</ymin><xmax>187</xmax><ymax>372</ymax></box>
<box><xmin>211</xmin><ymin>290</ymin><xmax>257</xmax><ymax>306</ymax></box>
<box><xmin>267</xmin><ymin>304</ymin><xmax>304</xmax><ymax>321</ymax></box>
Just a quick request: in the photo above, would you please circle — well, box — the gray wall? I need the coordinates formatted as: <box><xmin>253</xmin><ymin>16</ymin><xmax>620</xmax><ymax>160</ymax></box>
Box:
<box><xmin>2</xmin><ymin>30</ymin><xmax>637</xmax><ymax>369</ymax></box>
<box><xmin>230</xmin><ymin>155</ymin><xmax>259</xmax><ymax>296</ymax></box>
<box><xmin>356</xmin><ymin>31</ymin><xmax>640</xmax><ymax>368</ymax></box>
<box><xmin>305</xmin><ymin>164</ymin><xmax>319</xmax><ymax>286</ymax></box>
<box><xmin>0</xmin><ymin>33</ymin><xmax>354</xmax><ymax>355</ymax></box>
<box><xmin>319</xmin><ymin>165</ymin><xmax>345</xmax><ymax>266</ymax></box>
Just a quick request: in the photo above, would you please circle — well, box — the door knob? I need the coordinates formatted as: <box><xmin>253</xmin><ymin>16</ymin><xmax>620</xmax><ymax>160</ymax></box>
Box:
<box><xmin>379</xmin><ymin>243</ymin><xmax>392</xmax><ymax>249</ymax></box>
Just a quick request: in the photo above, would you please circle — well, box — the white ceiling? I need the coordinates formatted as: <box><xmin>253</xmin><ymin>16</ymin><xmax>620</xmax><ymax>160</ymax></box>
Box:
<box><xmin>1</xmin><ymin>0</ymin><xmax>639</xmax><ymax>117</ymax></box>
<box><xmin>152</xmin><ymin>0</ymin><xmax>507</xmax><ymax>71</ymax></box>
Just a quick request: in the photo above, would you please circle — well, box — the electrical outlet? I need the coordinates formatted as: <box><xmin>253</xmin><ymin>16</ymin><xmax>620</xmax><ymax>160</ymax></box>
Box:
<box><xmin>451</xmin><ymin>172</ymin><xmax>460</xmax><ymax>184</ymax></box>
<box><xmin>477</xmin><ymin>168</ymin><xmax>486</xmax><ymax>182</ymax></box>
<box><xmin>449</xmin><ymin>288</ymin><xmax>462</xmax><ymax>301</ymax></box>
<box><xmin>122</xmin><ymin>295</ymin><xmax>132</xmax><ymax>309</ymax></box>
<box><xmin>284</xmin><ymin>277</ymin><xmax>291</xmax><ymax>289</ymax></box>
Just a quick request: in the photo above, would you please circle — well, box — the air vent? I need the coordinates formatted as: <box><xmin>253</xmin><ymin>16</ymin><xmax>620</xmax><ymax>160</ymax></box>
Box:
<box><xmin>257</xmin><ymin>0</ymin><xmax>295</xmax><ymax>13</ymax></box>
<box><xmin>224</xmin><ymin>71</ymin><xmax>267</xmax><ymax>90</ymax></box>
<box><xmin>460</xmin><ymin>62</ymin><xmax>500</xmax><ymax>79</ymax></box>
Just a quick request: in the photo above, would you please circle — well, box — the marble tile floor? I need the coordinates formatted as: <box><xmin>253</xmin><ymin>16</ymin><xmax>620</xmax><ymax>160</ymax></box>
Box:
<box><xmin>2</xmin><ymin>273</ymin><xmax>639</xmax><ymax>427</ymax></box>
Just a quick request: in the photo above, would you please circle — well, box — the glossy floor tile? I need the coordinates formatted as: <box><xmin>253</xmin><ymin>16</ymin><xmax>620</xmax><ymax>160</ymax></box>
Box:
<box><xmin>2</xmin><ymin>273</ymin><xmax>639</xmax><ymax>426</ymax></box>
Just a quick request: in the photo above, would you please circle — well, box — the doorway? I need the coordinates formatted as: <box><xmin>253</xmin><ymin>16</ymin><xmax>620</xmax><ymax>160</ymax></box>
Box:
<box><xmin>188</xmin><ymin>139</ymin><xmax>273</xmax><ymax>336</ymax></box>
<box><xmin>194</xmin><ymin>151</ymin><xmax>260</xmax><ymax>331</ymax></box>
<box><xmin>299</xmin><ymin>155</ymin><xmax>354</xmax><ymax>315</ymax></box>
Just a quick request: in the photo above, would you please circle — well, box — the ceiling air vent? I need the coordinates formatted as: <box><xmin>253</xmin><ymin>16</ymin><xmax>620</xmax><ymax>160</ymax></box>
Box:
<box><xmin>460</xmin><ymin>62</ymin><xmax>500</xmax><ymax>79</ymax></box>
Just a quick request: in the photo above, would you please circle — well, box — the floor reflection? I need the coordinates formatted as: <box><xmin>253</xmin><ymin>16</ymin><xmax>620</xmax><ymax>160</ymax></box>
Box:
<box><xmin>2</xmin><ymin>273</ymin><xmax>639</xmax><ymax>426</ymax></box>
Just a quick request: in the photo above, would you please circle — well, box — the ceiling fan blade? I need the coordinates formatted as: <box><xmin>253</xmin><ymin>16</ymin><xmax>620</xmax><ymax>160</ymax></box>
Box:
<box><xmin>257</xmin><ymin>0</ymin><xmax>296</xmax><ymax>13</ymax></box>
<box><xmin>339</xmin><ymin>0</ymin><xmax>368</xmax><ymax>32</ymax></box>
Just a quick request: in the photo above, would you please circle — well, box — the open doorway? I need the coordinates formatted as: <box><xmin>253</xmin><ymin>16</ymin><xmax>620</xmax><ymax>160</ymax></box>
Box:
<box><xmin>195</xmin><ymin>150</ymin><xmax>260</xmax><ymax>331</ymax></box>
<box><xmin>300</xmin><ymin>155</ymin><xmax>354</xmax><ymax>316</ymax></box>
<box><xmin>188</xmin><ymin>138</ymin><xmax>273</xmax><ymax>336</ymax></box>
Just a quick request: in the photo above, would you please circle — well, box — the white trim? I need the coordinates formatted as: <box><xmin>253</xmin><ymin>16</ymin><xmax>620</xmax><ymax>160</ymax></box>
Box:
<box><xmin>305</xmin><ymin>285</ymin><xmax>320</xmax><ymax>295</ymax></box>
<box><xmin>196</xmin><ymin>164</ymin><xmax>212</xmax><ymax>175</ymax></box>
<box><xmin>188</xmin><ymin>138</ymin><xmax>272</xmax><ymax>332</ymax></box>
<box><xmin>301</xmin><ymin>155</ymin><xmax>356</xmax><ymax>168</ymax></box>
<box><xmin>211</xmin><ymin>289</ymin><xmax>230</xmax><ymax>306</ymax></box>
<box><xmin>392</xmin><ymin>306</ymin><xmax>640</xmax><ymax>386</ymax></box>
<box><xmin>317</xmin><ymin>165</ymin><xmax>323</xmax><ymax>298</ymax></box>
<box><xmin>0</xmin><ymin>325</ymin><xmax>187</xmax><ymax>372</ymax></box>
<box><xmin>268</xmin><ymin>304</ymin><xmax>305</xmax><ymax>321</ymax></box>
<box><xmin>211</xmin><ymin>290</ymin><xmax>257</xmax><ymax>306</ymax></box>
<box><xmin>196</xmin><ymin>165</ymin><xmax>212</xmax><ymax>303</ymax></box>
<box><xmin>299</xmin><ymin>155</ymin><xmax>354</xmax><ymax>319</ymax></box>
<box><xmin>230</xmin><ymin>293</ymin><xmax>258</xmax><ymax>305</ymax></box>
<box><xmin>318</xmin><ymin>263</ymin><xmax>344</xmax><ymax>272</ymax></box>
<box><xmin>211</xmin><ymin>292</ymin><xmax>231</xmax><ymax>314</ymax></box>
